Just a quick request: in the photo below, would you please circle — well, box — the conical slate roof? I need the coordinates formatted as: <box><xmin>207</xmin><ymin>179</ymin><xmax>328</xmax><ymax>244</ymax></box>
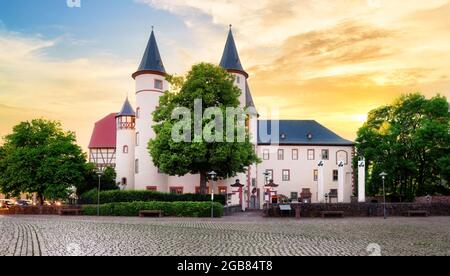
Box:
<box><xmin>136</xmin><ymin>29</ymin><xmax>166</xmax><ymax>74</ymax></box>
<box><xmin>220</xmin><ymin>29</ymin><xmax>247</xmax><ymax>76</ymax></box>
<box><xmin>117</xmin><ymin>98</ymin><xmax>135</xmax><ymax>117</ymax></box>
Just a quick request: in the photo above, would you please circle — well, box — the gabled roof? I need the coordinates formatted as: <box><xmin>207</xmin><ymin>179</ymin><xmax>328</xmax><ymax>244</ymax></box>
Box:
<box><xmin>220</xmin><ymin>29</ymin><xmax>247</xmax><ymax>77</ymax></box>
<box><xmin>134</xmin><ymin>29</ymin><xmax>166</xmax><ymax>76</ymax></box>
<box><xmin>258</xmin><ymin>120</ymin><xmax>354</xmax><ymax>146</ymax></box>
<box><xmin>88</xmin><ymin>113</ymin><xmax>117</xmax><ymax>149</ymax></box>
<box><xmin>117</xmin><ymin>98</ymin><xmax>135</xmax><ymax>117</ymax></box>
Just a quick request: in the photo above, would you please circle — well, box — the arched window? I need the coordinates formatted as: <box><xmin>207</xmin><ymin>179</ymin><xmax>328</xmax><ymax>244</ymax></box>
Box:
<box><xmin>136</xmin><ymin>132</ymin><xmax>140</xmax><ymax>146</ymax></box>
<box><xmin>136</xmin><ymin>107</ymin><xmax>140</xmax><ymax>119</ymax></box>
<box><xmin>123</xmin><ymin>145</ymin><xmax>128</xmax><ymax>154</ymax></box>
<box><xmin>121</xmin><ymin>177</ymin><xmax>127</xmax><ymax>185</ymax></box>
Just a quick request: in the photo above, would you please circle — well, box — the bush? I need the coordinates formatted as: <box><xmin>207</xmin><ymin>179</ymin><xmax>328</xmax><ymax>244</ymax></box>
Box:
<box><xmin>81</xmin><ymin>201</ymin><xmax>223</xmax><ymax>217</ymax></box>
<box><xmin>79</xmin><ymin>189</ymin><xmax>226</xmax><ymax>205</ymax></box>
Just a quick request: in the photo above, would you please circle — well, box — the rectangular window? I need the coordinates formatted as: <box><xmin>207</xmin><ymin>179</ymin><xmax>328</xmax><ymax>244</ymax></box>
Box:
<box><xmin>265</xmin><ymin>169</ymin><xmax>274</xmax><ymax>183</ymax></box>
<box><xmin>170</xmin><ymin>187</ymin><xmax>184</xmax><ymax>194</ymax></box>
<box><xmin>146</xmin><ymin>186</ymin><xmax>157</xmax><ymax>191</ymax></box>
<box><xmin>322</xmin><ymin>149</ymin><xmax>329</xmax><ymax>160</ymax></box>
<box><xmin>292</xmin><ymin>149</ymin><xmax>299</xmax><ymax>160</ymax></box>
<box><xmin>278</xmin><ymin>149</ymin><xmax>284</xmax><ymax>160</ymax></box>
<box><xmin>136</xmin><ymin>107</ymin><xmax>140</xmax><ymax>119</ymax></box>
<box><xmin>333</xmin><ymin>170</ymin><xmax>339</xmax><ymax>182</ymax></box>
<box><xmin>307</xmin><ymin>149</ymin><xmax>315</xmax><ymax>160</ymax></box>
<box><xmin>154</xmin><ymin>79</ymin><xmax>163</xmax><ymax>90</ymax></box>
<box><xmin>218</xmin><ymin>186</ymin><xmax>228</xmax><ymax>195</ymax></box>
<box><xmin>123</xmin><ymin>146</ymin><xmax>128</xmax><ymax>154</ymax></box>
<box><xmin>236</xmin><ymin>76</ymin><xmax>240</xmax><ymax>84</ymax></box>
<box><xmin>291</xmin><ymin>192</ymin><xmax>298</xmax><ymax>201</ymax></box>
<box><xmin>135</xmin><ymin>159</ymin><xmax>139</xmax><ymax>174</ymax></box>
<box><xmin>282</xmin><ymin>170</ymin><xmax>290</xmax><ymax>181</ymax></box>
<box><xmin>314</xmin><ymin>169</ymin><xmax>318</xmax><ymax>181</ymax></box>
<box><xmin>263</xmin><ymin>149</ymin><xmax>270</xmax><ymax>160</ymax></box>
<box><xmin>136</xmin><ymin>132</ymin><xmax>140</xmax><ymax>146</ymax></box>
<box><xmin>195</xmin><ymin>186</ymin><xmax>210</xmax><ymax>194</ymax></box>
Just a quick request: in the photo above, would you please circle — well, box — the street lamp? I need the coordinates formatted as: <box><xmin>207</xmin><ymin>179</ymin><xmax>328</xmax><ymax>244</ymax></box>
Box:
<box><xmin>208</xmin><ymin>171</ymin><xmax>217</xmax><ymax>219</ymax></box>
<box><xmin>380</xmin><ymin>172</ymin><xmax>388</xmax><ymax>219</ymax></box>
<box><xmin>96</xmin><ymin>168</ymin><xmax>104</xmax><ymax>216</ymax></box>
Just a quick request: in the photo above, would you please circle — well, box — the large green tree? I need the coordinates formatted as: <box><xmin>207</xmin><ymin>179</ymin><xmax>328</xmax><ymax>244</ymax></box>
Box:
<box><xmin>0</xmin><ymin>119</ymin><xmax>87</xmax><ymax>204</ymax></box>
<box><xmin>355</xmin><ymin>93</ymin><xmax>450</xmax><ymax>200</ymax></box>
<box><xmin>149</xmin><ymin>63</ymin><xmax>260</xmax><ymax>194</ymax></box>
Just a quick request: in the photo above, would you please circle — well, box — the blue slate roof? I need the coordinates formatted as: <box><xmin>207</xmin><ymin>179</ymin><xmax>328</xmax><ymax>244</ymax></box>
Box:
<box><xmin>117</xmin><ymin>98</ymin><xmax>135</xmax><ymax>117</ymax></box>
<box><xmin>136</xmin><ymin>30</ymin><xmax>166</xmax><ymax>74</ymax></box>
<box><xmin>258</xmin><ymin>120</ymin><xmax>354</xmax><ymax>145</ymax></box>
<box><xmin>220</xmin><ymin>29</ymin><xmax>246</xmax><ymax>75</ymax></box>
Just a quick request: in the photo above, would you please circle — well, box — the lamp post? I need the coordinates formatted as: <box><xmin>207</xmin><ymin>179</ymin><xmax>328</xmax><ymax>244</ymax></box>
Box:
<box><xmin>380</xmin><ymin>172</ymin><xmax>388</xmax><ymax>219</ymax></box>
<box><xmin>208</xmin><ymin>171</ymin><xmax>217</xmax><ymax>219</ymax></box>
<box><xmin>96</xmin><ymin>168</ymin><xmax>104</xmax><ymax>216</ymax></box>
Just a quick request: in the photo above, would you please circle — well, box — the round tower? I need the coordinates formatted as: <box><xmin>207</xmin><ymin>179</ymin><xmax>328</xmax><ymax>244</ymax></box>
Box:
<box><xmin>132</xmin><ymin>28</ymin><xmax>168</xmax><ymax>192</ymax></box>
<box><xmin>115</xmin><ymin>97</ymin><xmax>136</xmax><ymax>190</ymax></box>
<box><xmin>219</xmin><ymin>26</ymin><xmax>258</xmax><ymax>209</ymax></box>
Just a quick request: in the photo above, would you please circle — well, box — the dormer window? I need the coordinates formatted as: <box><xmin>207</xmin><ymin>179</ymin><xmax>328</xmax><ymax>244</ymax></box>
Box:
<box><xmin>280</xmin><ymin>133</ymin><xmax>287</xmax><ymax>140</ymax></box>
<box><xmin>154</xmin><ymin>79</ymin><xmax>163</xmax><ymax>90</ymax></box>
<box><xmin>307</xmin><ymin>133</ymin><xmax>313</xmax><ymax>140</ymax></box>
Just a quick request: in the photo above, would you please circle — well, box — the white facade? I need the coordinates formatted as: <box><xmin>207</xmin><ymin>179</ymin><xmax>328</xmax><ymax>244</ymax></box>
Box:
<box><xmin>110</xmin><ymin>28</ymin><xmax>355</xmax><ymax>209</ymax></box>
<box><xmin>134</xmin><ymin>73</ymin><xmax>169</xmax><ymax>191</ymax></box>
<box><xmin>257</xmin><ymin>145</ymin><xmax>354</xmax><ymax>204</ymax></box>
<box><xmin>115</xmin><ymin>112</ymin><xmax>136</xmax><ymax>190</ymax></box>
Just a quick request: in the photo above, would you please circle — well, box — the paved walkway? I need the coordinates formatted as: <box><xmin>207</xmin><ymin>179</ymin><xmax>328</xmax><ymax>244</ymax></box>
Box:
<box><xmin>0</xmin><ymin>214</ymin><xmax>449</xmax><ymax>256</ymax></box>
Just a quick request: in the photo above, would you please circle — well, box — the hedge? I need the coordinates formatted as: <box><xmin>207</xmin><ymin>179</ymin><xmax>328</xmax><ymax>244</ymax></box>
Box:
<box><xmin>79</xmin><ymin>189</ymin><xmax>226</xmax><ymax>205</ymax></box>
<box><xmin>81</xmin><ymin>201</ymin><xmax>223</xmax><ymax>217</ymax></box>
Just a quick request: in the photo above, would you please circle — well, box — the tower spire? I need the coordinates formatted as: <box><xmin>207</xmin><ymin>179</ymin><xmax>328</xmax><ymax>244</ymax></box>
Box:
<box><xmin>132</xmin><ymin>27</ymin><xmax>166</xmax><ymax>79</ymax></box>
<box><xmin>220</xmin><ymin>26</ymin><xmax>248</xmax><ymax>78</ymax></box>
<box><xmin>117</xmin><ymin>97</ymin><xmax>135</xmax><ymax>117</ymax></box>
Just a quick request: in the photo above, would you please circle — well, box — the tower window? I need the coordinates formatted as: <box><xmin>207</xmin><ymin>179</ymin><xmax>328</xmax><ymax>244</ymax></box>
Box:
<box><xmin>123</xmin><ymin>145</ymin><xmax>128</xmax><ymax>154</ymax></box>
<box><xmin>135</xmin><ymin>159</ymin><xmax>139</xmax><ymax>174</ymax></box>
<box><xmin>154</xmin><ymin>79</ymin><xmax>163</xmax><ymax>90</ymax></box>
<box><xmin>136</xmin><ymin>107</ymin><xmax>140</xmax><ymax>119</ymax></box>
<box><xmin>236</xmin><ymin>76</ymin><xmax>240</xmax><ymax>84</ymax></box>
<box><xmin>136</xmin><ymin>132</ymin><xmax>140</xmax><ymax>146</ymax></box>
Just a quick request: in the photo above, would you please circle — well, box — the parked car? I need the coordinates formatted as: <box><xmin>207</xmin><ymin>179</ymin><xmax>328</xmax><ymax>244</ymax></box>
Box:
<box><xmin>15</xmin><ymin>200</ymin><xmax>31</xmax><ymax>207</ymax></box>
<box><xmin>0</xmin><ymin>199</ymin><xmax>14</xmax><ymax>209</ymax></box>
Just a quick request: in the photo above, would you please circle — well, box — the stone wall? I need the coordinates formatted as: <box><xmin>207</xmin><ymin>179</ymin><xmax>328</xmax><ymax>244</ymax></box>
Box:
<box><xmin>415</xmin><ymin>196</ymin><xmax>450</xmax><ymax>204</ymax></box>
<box><xmin>266</xmin><ymin>203</ymin><xmax>450</xmax><ymax>217</ymax></box>
<box><xmin>223</xmin><ymin>205</ymin><xmax>242</xmax><ymax>216</ymax></box>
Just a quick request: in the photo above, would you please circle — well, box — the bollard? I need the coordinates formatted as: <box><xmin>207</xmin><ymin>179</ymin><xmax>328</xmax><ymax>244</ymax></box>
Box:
<box><xmin>295</xmin><ymin>207</ymin><xmax>301</xmax><ymax>220</ymax></box>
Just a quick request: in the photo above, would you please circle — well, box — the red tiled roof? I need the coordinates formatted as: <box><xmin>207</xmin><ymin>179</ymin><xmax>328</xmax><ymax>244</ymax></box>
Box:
<box><xmin>88</xmin><ymin>113</ymin><xmax>117</xmax><ymax>149</ymax></box>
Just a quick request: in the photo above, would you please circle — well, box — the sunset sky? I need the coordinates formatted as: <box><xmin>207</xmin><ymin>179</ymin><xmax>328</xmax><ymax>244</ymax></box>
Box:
<box><xmin>0</xmin><ymin>0</ymin><xmax>449</xmax><ymax>151</ymax></box>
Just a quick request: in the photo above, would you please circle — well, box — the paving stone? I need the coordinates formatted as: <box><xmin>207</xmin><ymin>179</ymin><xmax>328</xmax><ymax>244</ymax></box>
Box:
<box><xmin>0</xmin><ymin>214</ymin><xmax>449</xmax><ymax>256</ymax></box>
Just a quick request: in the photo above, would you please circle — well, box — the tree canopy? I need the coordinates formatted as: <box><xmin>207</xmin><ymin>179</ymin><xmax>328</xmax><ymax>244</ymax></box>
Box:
<box><xmin>148</xmin><ymin>63</ymin><xmax>260</xmax><ymax>194</ymax></box>
<box><xmin>355</xmin><ymin>93</ymin><xmax>450</xmax><ymax>200</ymax></box>
<box><xmin>0</xmin><ymin>119</ymin><xmax>87</xmax><ymax>203</ymax></box>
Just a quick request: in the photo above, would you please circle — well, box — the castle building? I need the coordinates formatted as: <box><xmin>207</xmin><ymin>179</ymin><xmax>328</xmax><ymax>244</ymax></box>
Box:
<box><xmin>89</xmin><ymin>27</ymin><xmax>355</xmax><ymax>209</ymax></box>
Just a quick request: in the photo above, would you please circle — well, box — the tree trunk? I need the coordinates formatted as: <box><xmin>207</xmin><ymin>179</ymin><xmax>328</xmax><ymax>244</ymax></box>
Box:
<box><xmin>37</xmin><ymin>193</ymin><xmax>44</xmax><ymax>206</ymax></box>
<box><xmin>200</xmin><ymin>171</ymin><xmax>208</xmax><ymax>195</ymax></box>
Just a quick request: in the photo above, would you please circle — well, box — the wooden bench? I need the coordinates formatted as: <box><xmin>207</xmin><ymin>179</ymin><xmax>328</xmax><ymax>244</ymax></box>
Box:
<box><xmin>320</xmin><ymin>211</ymin><xmax>344</xmax><ymax>218</ymax></box>
<box><xmin>59</xmin><ymin>209</ymin><xmax>81</xmax><ymax>216</ymax></box>
<box><xmin>139</xmin><ymin>210</ymin><xmax>164</xmax><ymax>218</ymax></box>
<box><xmin>405</xmin><ymin>210</ymin><xmax>429</xmax><ymax>217</ymax></box>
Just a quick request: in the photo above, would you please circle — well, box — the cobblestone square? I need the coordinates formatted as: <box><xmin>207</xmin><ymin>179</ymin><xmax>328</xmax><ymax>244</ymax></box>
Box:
<box><xmin>1</xmin><ymin>214</ymin><xmax>449</xmax><ymax>256</ymax></box>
